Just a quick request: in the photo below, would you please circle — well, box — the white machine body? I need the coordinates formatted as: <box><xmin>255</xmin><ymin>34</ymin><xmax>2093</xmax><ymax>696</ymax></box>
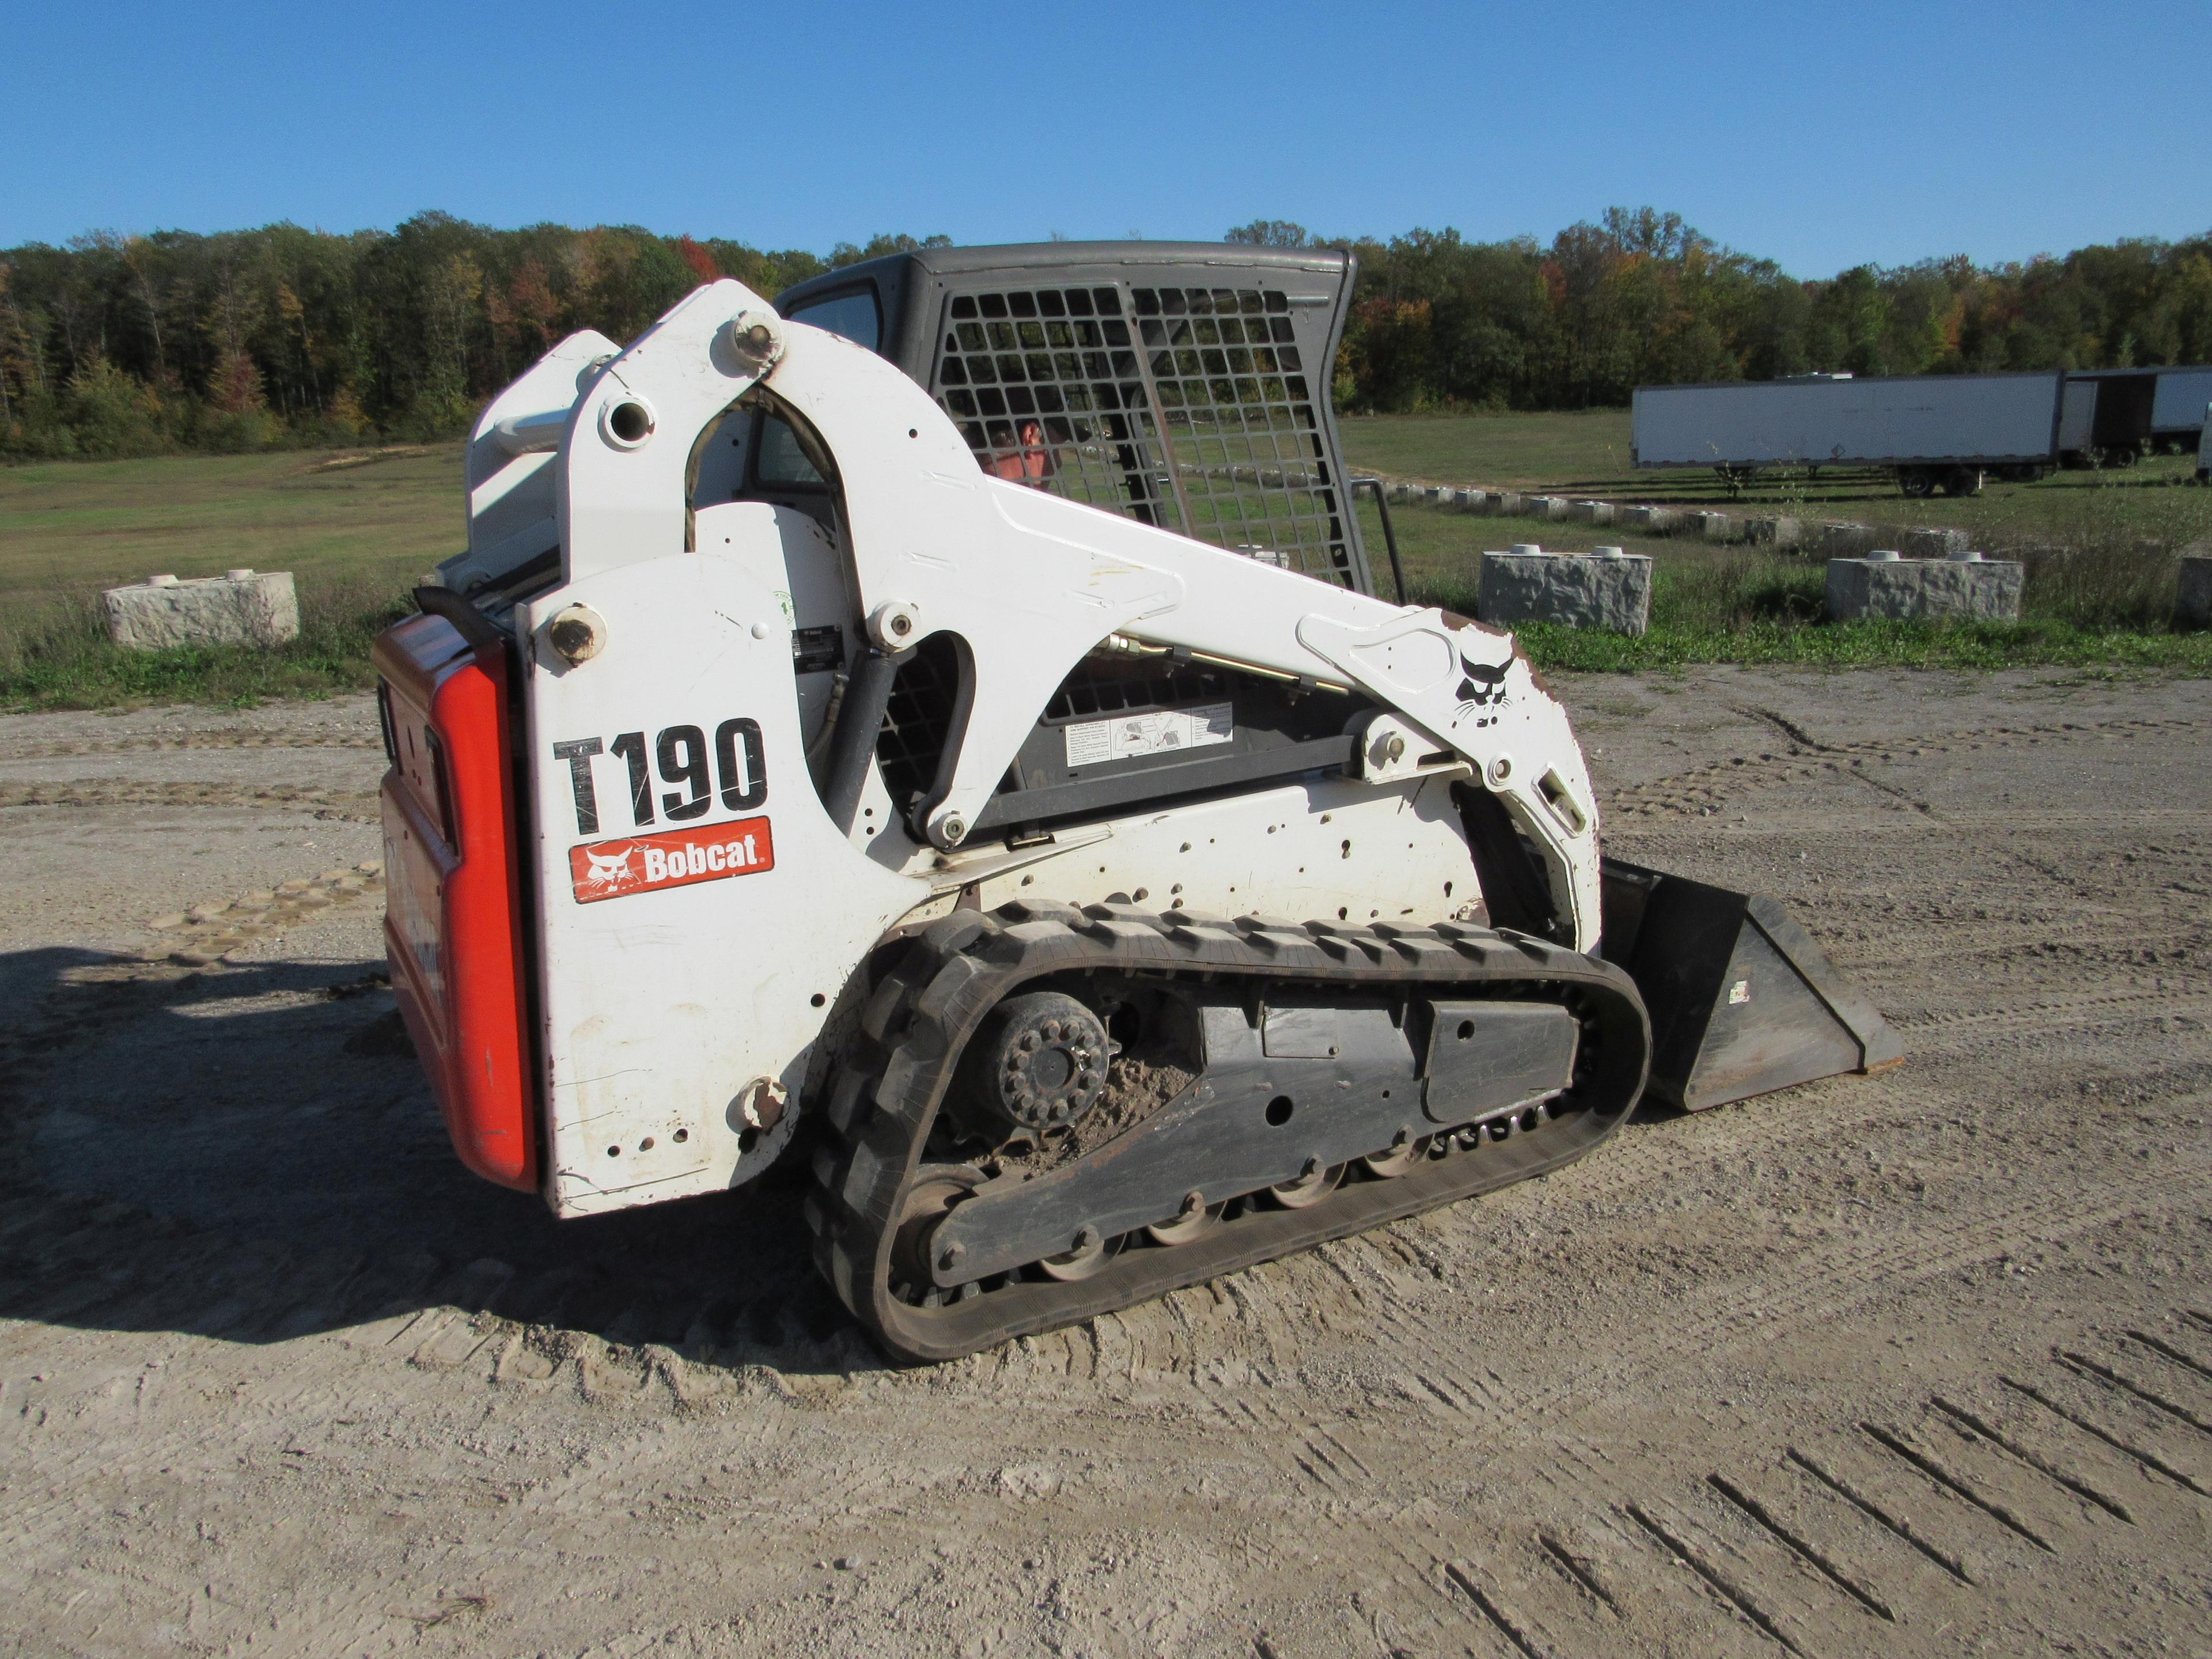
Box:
<box><xmin>427</xmin><ymin>279</ymin><xmax>1606</xmax><ymax>1218</ymax></box>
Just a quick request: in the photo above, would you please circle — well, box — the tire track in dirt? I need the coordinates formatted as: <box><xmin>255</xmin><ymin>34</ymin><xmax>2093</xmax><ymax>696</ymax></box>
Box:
<box><xmin>0</xmin><ymin>777</ymin><xmax>378</xmax><ymax>821</ymax></box>
<box><xmin>1831</xmin><ymin>918</ymin><xmax>2211</xmax><ymax>976</ymax></box>
<box><xmin>1449</xmin><ymin>1308</ymin><xmax>2212</xmax><ymax>1658</ymax></box>
<box><xmin>0</xmin><ymin>732</ymin><xmax>380</xmax><ymax>762</ymax></box>
<box><xmin>1313</xmin><ymin>1297</ymin><xmax>2212</xmax><ymax>1658</ymax></box>
<box><xmin>1601</xmin><ymin>716</ymin><xmax>2205</xmax><ymax>822</ymax></box>
<box><xmin>1306</xmin><ymin>1160</ymin><xmax>2212</xmax><ymax>1508</ymax></box>
<box><xmin>1889</xmin><ymin>984</ymin><xmax>2212</xmax><ymax>1040</ymax></box>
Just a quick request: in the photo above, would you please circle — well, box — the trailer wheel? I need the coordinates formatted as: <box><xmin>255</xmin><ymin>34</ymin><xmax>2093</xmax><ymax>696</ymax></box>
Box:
<box><xmin>1897</xmin><ymin>468</ymin><xmax>1935</xmax><ymax>499</ymax></box>
<box><xmin>1941</xmin><ymin>467</ymin><xmax>1983</xmax><ymax>498</ymax></box>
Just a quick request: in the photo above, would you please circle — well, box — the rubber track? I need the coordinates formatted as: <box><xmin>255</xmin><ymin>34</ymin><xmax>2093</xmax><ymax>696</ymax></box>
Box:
<box><xmin>804</xmin><ymin>900</ymin><xmax>1652</xmax><ymax>1363</ymax></box>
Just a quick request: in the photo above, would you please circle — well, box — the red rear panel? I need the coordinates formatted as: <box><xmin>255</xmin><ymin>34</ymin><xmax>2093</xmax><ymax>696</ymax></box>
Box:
<box><xmin>373</xmin><ymin>613</ymin><xmax>537</xmax><ymax>1191</ymax></box>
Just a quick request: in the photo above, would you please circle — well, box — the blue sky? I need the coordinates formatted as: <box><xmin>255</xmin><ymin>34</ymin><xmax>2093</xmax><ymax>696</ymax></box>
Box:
<box><xmin>5</xmin><ymin>0</ymin><xmax>2205</xmax><ymax>278</ymax></box>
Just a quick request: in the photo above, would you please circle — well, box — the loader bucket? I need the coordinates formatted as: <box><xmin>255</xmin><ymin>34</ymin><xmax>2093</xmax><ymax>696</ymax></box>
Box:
<box><xmin>1599</xmin><ymin>859</ymin><xmax>1903</xmax><ymax>1112</ymax></box>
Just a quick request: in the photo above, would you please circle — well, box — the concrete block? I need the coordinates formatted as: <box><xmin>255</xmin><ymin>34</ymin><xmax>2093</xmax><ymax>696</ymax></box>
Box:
<box><xmin>103</xmin><ymin>570</ymin><xmax>300</xmax><ymax>652</ymax></box>
<box><xmin>1570</xmin><ymin>499</ymin><xmax>1616</xmax><ymax>525</ymax></box>
<box><xmin>1899</xmin><ymin>525</ymin><xmax>1970</xmax><ymax>559</ymax></box>
<box><xmin>1825</xmin><ymin>551</ymin><xmax>2023</xmax><ymax>623</ymax></box>
<box><xmin>1820</xmin><ymin>521</ymin><xmax>1877</xmax><ymax>558</ymax></box>
<box><xmin>1619</xmin><ymin>504</ymin><xmax>1679</xmax><ymax>533</ymax></box>
<box><xmin>2178</xmin><ymin>551</ymin><xmax>2212</xmax><ymax>629</ymax></box>
<box><xmin>1744</xmin><ymin>515</ymin><xmax>1803</xmax><ymax>548</ymax></box>
<box><xmin>1450</xmin><ymin>488</ymin><xmax>1482</xmax><ymax>512</ymax></box>
<box><xmin>1692</xmin><ymin>510</ymin><xmax>1737</xmax><ymax>540</ymax></box>
<box><xmin>1479</xmin><ymin>546</ymin><xmax>1652</xmax><ymax>636</ymax></box>
<box><xmin>1491</xmin><ymin>491</ymin><xmax>1525</xmax><ymax>517</ymax></box>
<box><xmin>1525</xmin><ymin>495</ymin><xmax>1571</xmax><ymax>522</ymax></box>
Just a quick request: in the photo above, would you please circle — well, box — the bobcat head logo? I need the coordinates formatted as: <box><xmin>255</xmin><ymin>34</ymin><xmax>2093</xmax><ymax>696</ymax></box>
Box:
<box><xmin>583</xmin><ymin>848</ymin><xmax>632</xmax><ymax>887</ymax></box>
<box><xmin>1455</xmin><ymin>652</ymin><xmax>1512</xmax><ymax>728</ymax></box>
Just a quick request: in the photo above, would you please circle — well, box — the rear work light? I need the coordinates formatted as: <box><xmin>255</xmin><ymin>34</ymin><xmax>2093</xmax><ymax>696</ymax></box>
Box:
<box><xmin>372</xmin><ymin>612</ymin><xmax>537</xmax><ymax>1190</ymax></box>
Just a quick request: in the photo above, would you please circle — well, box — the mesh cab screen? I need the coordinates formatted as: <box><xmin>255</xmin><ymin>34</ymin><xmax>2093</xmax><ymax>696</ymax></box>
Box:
<box><xmin>931</xmin><ymin>284</ymin><xmax>1354</xmax><ymax>586</ymax></box>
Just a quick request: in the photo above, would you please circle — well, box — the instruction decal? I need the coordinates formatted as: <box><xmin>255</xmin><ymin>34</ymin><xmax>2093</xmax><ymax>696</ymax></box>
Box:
<box><xmin>1063</xmin><ymin>702</ymin><xmax>1234</xmax><ymax>768</ymax></box>
<box><xmin>790</xmin><ymin>626</ymin><xmax>845</xmax><ymax>675</ymax></box>
<box><xmin>569</xmin><ymin>816</ymin><xmax>775</xmax><ymax>904</ymax></box>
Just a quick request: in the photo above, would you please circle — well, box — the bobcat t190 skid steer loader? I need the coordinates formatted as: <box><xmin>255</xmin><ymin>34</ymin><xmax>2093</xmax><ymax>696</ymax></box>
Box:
<box><xmin>375</xmin><ymin>243</ymin><xmax>1899</xmax><ymax>1362</ymax></box>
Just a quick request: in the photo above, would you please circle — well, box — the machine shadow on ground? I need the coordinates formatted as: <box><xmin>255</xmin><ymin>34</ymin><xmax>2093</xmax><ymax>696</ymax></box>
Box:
<box><xmin>0</xmin><ymin>942</ymin><xmax>1697</xmax><ymax>1375</ymax></box>
<box><xmin>0</xmin><ymin>945</ymin><xmax>863</xmax><ymax>1370</ymax></box>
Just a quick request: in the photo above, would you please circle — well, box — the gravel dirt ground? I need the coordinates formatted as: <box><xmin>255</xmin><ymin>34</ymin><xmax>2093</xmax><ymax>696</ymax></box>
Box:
<box><xmin>2</xmin><ymin>668</ymin><xmax>2209</xmax><ymax>1658</ymax></box>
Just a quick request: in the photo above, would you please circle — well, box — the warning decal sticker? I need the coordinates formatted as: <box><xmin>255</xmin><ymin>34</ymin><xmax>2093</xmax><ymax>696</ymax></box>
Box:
<box><xmin>569</xmin><ymin>817</ymin><xmax>775</xmax><ymax>904</ymax></box>
<box><xmin>1062</xmin><ymin>702</ymin><xmax>1234</xmax><ymax>768</ymax></box>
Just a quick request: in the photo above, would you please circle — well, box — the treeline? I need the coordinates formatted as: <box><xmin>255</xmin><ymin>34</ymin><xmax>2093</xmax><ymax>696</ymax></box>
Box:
<box><xmin>0</xmin><ymin>215</ymin><xmax>947</xmax><ymax>459</ymax></box>
<box><xmin>1295</xmin><ymin>209</ymin><xmax>2212</xmax><ymax>413</ymax></box>
<box><xmin>5</xmin><ymin>207</ymin><xmax>2210</xmax><ymax>459</ymax></box>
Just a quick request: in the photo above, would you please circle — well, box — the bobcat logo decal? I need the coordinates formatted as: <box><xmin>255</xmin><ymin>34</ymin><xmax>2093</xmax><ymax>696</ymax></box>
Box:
<box><xmin>579</xmin><ymin>848</ymin><xmax>632</xmax><ymax>892</ymax></box>
<box><xmin>1453</xmin><ymin>650</ymin><xmax>1512</xmax><ymax>729</ymax></box>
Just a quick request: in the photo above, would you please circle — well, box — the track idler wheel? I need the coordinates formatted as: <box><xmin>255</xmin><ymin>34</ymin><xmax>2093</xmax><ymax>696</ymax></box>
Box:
<box><xmin>892</xmin><ymin>1164</ymin><xmax>984</xmax><ymax>1301</ymax></box>
<box><xmin>1361</xmin><ymin>1131</ymin><xmax>1434</xmax><ymax>1179</ymax></box>
<box><xmin>1144</xmin><ymin>1191</ymin><xmax>1226</xmax><ymax>1247</ymax></box>
<box><xmin>1267</xmin><ymin>1160</ymin><xmax>1346</xmax><ymax>1209</ymax></box>
<box><xmin>951</xmin><ymin>991</ymin><xmax>1110</xmax><ymax>1144</ymax></box>
<box><xmin>1037</xmin><ymin>1224</ymin><xmax>1123</xmax><ymax>1281</ymax></box>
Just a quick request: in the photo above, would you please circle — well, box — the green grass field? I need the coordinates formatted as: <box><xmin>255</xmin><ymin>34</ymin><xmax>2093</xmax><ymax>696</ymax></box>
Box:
<box><xmin>0</xmin><ymin>445</ymin><xmax>461</xmax><ymax>592</ymax></box>
<box><xmin>1</xmin><ymin>419</ymin><xmax>2207</xmax><ymax>710</ymax></box>
<box><xmin>0</xmin><ymin>445</ymin><xmax>461</xmax><ymax>707</ymax></box>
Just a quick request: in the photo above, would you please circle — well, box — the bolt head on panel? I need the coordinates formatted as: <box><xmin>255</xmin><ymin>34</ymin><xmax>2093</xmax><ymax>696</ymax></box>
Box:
<box><xmin>546</xmin><ymin>604</ymin><xmax>608</xmax><ymax>666</ymax></box>
<box><xmin>738</xmin><ymin>1077</ymin><xmax>789</xmax><ymax>1131</ymax></box>
<box><xmin>723</xmin><ymin>310</ymin><xmax>785</xmax><ymax>374</ymax></box>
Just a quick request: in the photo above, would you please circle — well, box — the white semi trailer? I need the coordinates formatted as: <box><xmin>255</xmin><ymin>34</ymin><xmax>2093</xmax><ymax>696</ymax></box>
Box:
<box><xmin>2066</xmin><ymin>365</ymin><xmax>2212</xmax><ymax>457</ymax></box>
<box><xmin>2157</xmin><ymin>370</ymin><xmax>2212</xmax><ymax>448</ymax></box>
<box><xmin>1633</xmin><ymin>370</ymin><xmax>2069</xmax><ymax>497</ymax></box>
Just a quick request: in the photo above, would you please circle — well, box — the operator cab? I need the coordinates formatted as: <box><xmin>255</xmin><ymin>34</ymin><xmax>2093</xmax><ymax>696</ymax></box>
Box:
<box><xmin>775</xmin><ymin>242</ymin><xmax>1376</xmax><ymax>595</ymax></box>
